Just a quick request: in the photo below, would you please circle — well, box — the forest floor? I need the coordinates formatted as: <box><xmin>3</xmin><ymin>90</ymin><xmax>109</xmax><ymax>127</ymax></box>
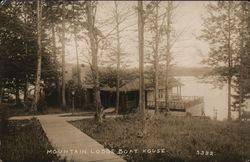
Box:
<box><xmin>71</xmin><ymin>113</ymin><xmax>250</xmax><ymax>162</ymax></box>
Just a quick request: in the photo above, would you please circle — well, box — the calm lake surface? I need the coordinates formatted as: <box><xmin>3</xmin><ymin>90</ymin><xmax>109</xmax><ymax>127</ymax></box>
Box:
<box><xmin>176</xmin><ymin>76</ymin><xmax>240</xmax><ymax>120</ymax></box>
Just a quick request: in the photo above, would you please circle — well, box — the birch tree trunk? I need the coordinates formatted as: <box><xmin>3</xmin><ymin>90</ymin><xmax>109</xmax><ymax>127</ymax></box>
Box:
<box><xmin>154</xmin><ymin>3</ymin><xmax>160</xmax><ymax>115</ymax></box>
<box><xmin>31</xmin><ymin>0</ymin><xmax>43</xmax><ymax>112</ymax></box>
<box><xmin>86</xmin><ymin>1</ymin><xmax>103</xmax><ymax>123</ymax></box>
<box><xmin>114</xmin><ymin>1</ymin><xmax>121</xmax><ymax>114</ymax></box>
<box><xmin>165</xmin><ymin>1</ymin><xmax>172</xmax><ymax>112</ymax></box>
<box><xmin>138</xmin><ymin>1</ymin><xmax>146</xmax><ymax>134</ymax></box>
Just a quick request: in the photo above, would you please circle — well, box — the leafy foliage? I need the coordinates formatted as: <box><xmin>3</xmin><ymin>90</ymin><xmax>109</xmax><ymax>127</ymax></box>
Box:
<box><xmin>200</xmin><ymin>1</ymin><xmax>250</xmax><ymax>116</ymax></box>
<box><xmin>0</xmin><ymin>1</ymin><xmax>59</xmax><ymax>106</ymax></box>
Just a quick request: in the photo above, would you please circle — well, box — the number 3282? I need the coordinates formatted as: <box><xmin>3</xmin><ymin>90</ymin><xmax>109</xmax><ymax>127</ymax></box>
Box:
<box><xmin>196</xmin><ymin>150</ymin><xmax>215</xmax><ymax>156</ymax></box>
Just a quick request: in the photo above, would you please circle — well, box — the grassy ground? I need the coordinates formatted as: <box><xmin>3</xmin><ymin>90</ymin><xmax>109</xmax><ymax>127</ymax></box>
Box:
<box><xmin>71</xmin><ymin>114</ymin><xmax>250</xmax><ymax>162</ymax></box>
<box><xmin>0</xmin><ymin>118</ymin><xmax>66</xmax><ymax>162</ymax></box>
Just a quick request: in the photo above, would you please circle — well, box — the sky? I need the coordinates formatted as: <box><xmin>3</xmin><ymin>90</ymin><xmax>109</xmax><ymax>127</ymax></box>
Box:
<box><xmin>172</xmin><ymin>1</ymin><xmax>209</xmax><ymax>67</ymax></box>
<box><xmin>65</xmin><ymin>1</ymin><xmax>210</xmax><ymax>68</ymax></box>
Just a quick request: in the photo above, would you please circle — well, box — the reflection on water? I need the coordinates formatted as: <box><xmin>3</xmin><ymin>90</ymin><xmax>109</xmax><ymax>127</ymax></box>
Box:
<box><xmin>176</xmin><ymin>76</ymin><xmax>239</xmax><ymax>120</ymax></box>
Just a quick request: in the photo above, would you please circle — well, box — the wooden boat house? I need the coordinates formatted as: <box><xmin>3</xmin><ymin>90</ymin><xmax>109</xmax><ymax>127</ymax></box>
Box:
<box><xmin>85</xmin><ymin>78</ymin><xmax>204</xmax><ymax>116</ymax></box>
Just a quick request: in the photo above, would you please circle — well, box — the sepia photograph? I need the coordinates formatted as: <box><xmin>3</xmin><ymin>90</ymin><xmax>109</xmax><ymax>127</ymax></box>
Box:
<box><xmin>0</xmin><ymin>0</ymin><xmax>250</xmax><ymax>162</ymax></box>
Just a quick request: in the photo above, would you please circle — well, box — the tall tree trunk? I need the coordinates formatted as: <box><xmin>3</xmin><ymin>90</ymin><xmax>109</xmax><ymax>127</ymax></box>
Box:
<box><xmin>0</xmin><ymin>81</ymin><xmax>2</xmax><ymax>104</ymax></box>
<box><xmin>228</xmin><ymin>77</ymin><xmax>232</xmax><ymax>120</ymax></box>
<box><xmin>138</xmin><ymin>1</ymin><xmax>146</xmax><ymax>134</ymax></box>
<box><xmin>24</xmin><ymin>74</ymin><xmax>29</xmax><ymax>102</ymax></box>
<box><xmin>0</xmin><ymin>78</ymin><xmax>2</xmax><ymax>104</ymax></box>
<box><xmin>15</xmin><ymin>80</ymin><xmax>21</xmax><ymax>106</ymax></box>
<box><xmin>24</xmin><ymin>9</ymin><xmax>29</xmax><ymax>103</ymax></box>
<box><xmin>51</xmin><ymin>23</ymin><xmax>61</xmax><ymax>106</ymax></box>
<box><xmin>73</xmin><ymin>26</ymin><xmax>82</xmax><ymax>109</ymax></box>
<box><xmin>238</xmin><ymin>33</ymin><xmax>243</xmax><ymax>121</ymax></box>
<box><xmin>83</xmin><ymin>80</ymin><xmax>88</xmax><ymax>109</ymax></box>
<box><xmin>86</xmin><ymin>1</ymin><xmax>103</xmax><ymax>123</ymax></box>
<box><xmin>238</xmin><ymin>2</ymin><xmax>247</xmax><ymax>120</ymax></box>
<box><xmin>227</xmin><ymin>1</ymin><xmax>232</xmax><ymax>121</ymax></box>
<box><xmin>154</xmin><ymin>3</ymin><xmax>160</xmax><ymax>115</ymax></box>
<box><xmin>31</xmin><ymin>0</ymin><xmax>43</xmax><ymax>112</ymax></box>
<box><xmin>239</xmin><ymin>83</ymin><xmax>242</xmax><ymax>120</ymax></box>
<box><xmin>114</xmin><ymin>1</ymin><xmax>121</xmax><ymax>114</ymax></box>
<box><xmin>61</xmin><ymin>4</ymin><xmax>67</xmax><ymax>109</ymax></box>
<box><xmin>165</xmin><ymin>1</ymin><xmax>172</xmax><ymax>112</ymax></box>
<box><xmin>74</xmin><ymin>27</ymin><xmax>81</xmax><ymax>88</ymax></box>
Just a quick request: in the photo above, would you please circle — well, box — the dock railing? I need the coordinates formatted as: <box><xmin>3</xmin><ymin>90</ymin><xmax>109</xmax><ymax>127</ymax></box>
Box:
<box><xmin>147</xmin><ymin>96</ymin><xmax>204</xmax><ymax>111</ymax></box>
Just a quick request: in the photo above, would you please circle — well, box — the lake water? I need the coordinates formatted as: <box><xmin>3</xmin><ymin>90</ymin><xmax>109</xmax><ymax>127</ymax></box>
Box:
<box><xmin>175</xmin><ymin>76</ymin><xmax>243</xmax><ymax>120</ymax></box>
